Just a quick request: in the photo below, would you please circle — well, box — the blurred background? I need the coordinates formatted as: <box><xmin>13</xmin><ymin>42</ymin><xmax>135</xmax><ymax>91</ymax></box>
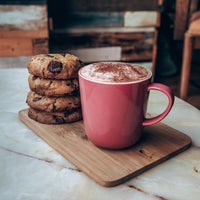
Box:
<box><xmin>0</xmin><ymin>0</ymin><xmax>199</xmax><ymax>109</ymax></box>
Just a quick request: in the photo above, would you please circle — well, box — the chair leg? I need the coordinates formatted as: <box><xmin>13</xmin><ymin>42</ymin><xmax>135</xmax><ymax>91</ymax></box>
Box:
<box><xmin>180</xmin><ymin>33</ymin><xmax>194</xmax><ymax>100</ymax></box>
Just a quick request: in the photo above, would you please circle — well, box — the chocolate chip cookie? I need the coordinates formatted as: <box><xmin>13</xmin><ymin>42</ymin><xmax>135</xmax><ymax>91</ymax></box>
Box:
<box><xmin>28</xmin><ymin>107</ymin><xmax>82</xmax><ymax>124</ymax></box>
<box><xmin>28</xmin><ymin>74</ymin><xmax>79</xmax><ymax>96</ymax></box>
<box><xmin>26</xmin><ymin>91</ymin><xmax>81</xmax><ymax>112</ymax></box>
<box><xmin>27</xmin><ymin>54</ymin><xmax>84</xmax><ymax>79</ymax></box>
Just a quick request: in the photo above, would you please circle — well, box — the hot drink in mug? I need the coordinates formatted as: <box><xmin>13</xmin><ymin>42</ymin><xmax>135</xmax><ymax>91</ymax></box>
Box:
<box><xmin>79</xmin><ymin>62</ymin><xmax>174</xmax><ymax>149</ymax></box>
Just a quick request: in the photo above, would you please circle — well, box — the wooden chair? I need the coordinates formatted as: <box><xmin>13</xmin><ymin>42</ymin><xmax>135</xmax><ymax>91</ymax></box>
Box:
<box><xmin>174</xmin><ymin>0</ymin><xmax>200</xmax><ymax>100</ymax></box>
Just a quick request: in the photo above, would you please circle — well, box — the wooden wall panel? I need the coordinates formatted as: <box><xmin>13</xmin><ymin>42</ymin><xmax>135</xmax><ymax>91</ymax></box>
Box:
<box><xmin>0</xmin><ymin>4</ymin><xmax>49</xmax><ymax>56</ymax></box>
<box><xmin>32</xmin><ymin>38</ymin><xmax>49</xmax><ymax>54</ymax></box>
<box><xmin>0</xmin><ymin>0</ymin><xmax>46</xmax><ymax>4</ymax></box>
<box><xmin>48</xmin><ymin>0</ymin><xmax>159</xmax><ymax>13</ymax></box>
<box><xmin>0</xmin><ymin>5</ymin><xmax>48</xmax><ymax>32</ymax></box>
<box><xmin>0</xmin><ymin>38</ymin><xmax>33</xmax><ymax>56</ymax></box>
<box><xmin>50</xmin><ymin>27</ymin><xmax>156</xmax><ymax>62</ymax></box>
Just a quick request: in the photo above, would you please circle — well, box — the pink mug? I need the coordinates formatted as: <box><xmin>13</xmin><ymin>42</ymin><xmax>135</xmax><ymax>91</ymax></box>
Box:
<box><xmin>78</xmin><ymin>62</ymin><xmax>174</xmax><ymax>149</ymax></box>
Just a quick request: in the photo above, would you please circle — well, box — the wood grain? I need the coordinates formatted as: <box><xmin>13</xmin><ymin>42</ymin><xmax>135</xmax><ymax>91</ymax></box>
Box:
<box><xmin>0</xmin><ymin>38</ymin><xmax>48</xmax><ymax>56</ymax></box>
<box><xmin>174</xmin><ymin>0</ymin><xmax>198</xmax><ymax>40</ymax></box>
<box><xmin>63</xmin><ymin>0</ymin><xmax>159</xmax><ymax>12</ymax></box>
<box><xmin>19</xmin><ymin>109</ymin><xmax>191</xmax><ymax>187</ymax></box>
<box><xmin>0</xmin><ymin>5</ymin><xmax>49</xmax><ymax>56</ymax></box>
<box><xmin>174</xmin><ymin>0</ymin><xmax>190</xmax><ymax>40</ymax></box>
<box><xmin>0</xmin><ymin>5</ymin><xmax>48</xmax><ymax>32</ymax></box>
<box><xmin>50</xmin><ymin>27</ymin><xmax>156</xmax><ymax>62</ymax></box>
<box><xmin>0</xmin><ymin>38</ymin><xmax>33</xmax><ymax>56</ymax></box>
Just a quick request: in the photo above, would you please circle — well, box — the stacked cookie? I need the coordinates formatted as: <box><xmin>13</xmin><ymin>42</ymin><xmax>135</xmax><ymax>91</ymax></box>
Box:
<box><xmin>26</xmin><ymin>53</ymin><xmax>84</xmax><ymax>124</ymax></box>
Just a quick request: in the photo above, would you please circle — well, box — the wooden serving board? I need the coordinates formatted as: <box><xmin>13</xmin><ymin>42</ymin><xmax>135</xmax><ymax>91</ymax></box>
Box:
<box><xmin>19</xmin><ymin>109</ymin><xmax>191</xmax><ymax>187</ymax></box>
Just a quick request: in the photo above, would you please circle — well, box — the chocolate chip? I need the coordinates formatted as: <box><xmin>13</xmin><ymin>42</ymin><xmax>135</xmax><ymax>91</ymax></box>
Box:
<box><xmin>53</xmin><ymin>115</ymin><xmax>65</xmax><ymax>124</ymax></box>
<box><xmin>64</xmin><ymin>108</ymin><xmax>81</xmax><ymax>117</ymax></box>
<box><xmin>48</xmin><ymin>61</ymin><xmax>63</xmax><ymax>74</ymax></box>
<box><xmin>64</xmin><ymin>109</ymin><xmax>74</xmax><ymax>116</ymax></box>
<box><xmin>32</xmin><ymin>76</ymin><xmax>38</xmax><ymax>80</ymax></box>
<box><xmin>52</xmin><ymin>104</ymin><xmax>57</xmax><ymax>112</ymax></box>
<box><xmin>33</xmin><ymin>97</ymin><xmax>42</xmax><ymax>102</ymax></box>
<box><xmin>69</xmin><ymin>90</ymin><xmax>79</xmax><ymax>96</ymax></box>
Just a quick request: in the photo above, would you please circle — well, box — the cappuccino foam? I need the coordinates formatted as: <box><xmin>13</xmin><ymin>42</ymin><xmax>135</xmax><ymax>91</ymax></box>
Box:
<box><xmin>79</xmin><ymin>62</ymin><xmax>151</xmax><ymax>83</ymax></box>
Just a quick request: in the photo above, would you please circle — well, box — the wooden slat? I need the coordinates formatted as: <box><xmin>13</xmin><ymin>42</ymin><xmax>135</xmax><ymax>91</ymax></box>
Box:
<box><xmin>69</xmin><ymin>47</ymin><xmax>122</xmax><ymax>62</ymax></box>
<box><xmin>0</xmin><ymin>5</ymin><xmax>48</xmax><ymax>40</ymax></box>
<box><xmin>0</xmin><ymin>5</ymin><xmax>48</xmax><ymax>31</ymax></box>
<box><xmin>50</xmin><ymin>28</ymin><xmax>156</xmax><ymax>62</ymax></box>
<box><xmin>0</xmin><ymin>30</ymin><xmax>48</xmax><ymax>38</ymax></box>
<box><xmin>62</xmin><ymin>11</ymin><xmax>159</xmax><ymax>29</ymax></box>
<box><xmin>0</xmin><ymin>38</ymin><xmax>48</xmax><ymax>57</ymax></box>
<box><xmin>0</xmin><ymin>5</ymin><xmax>49</xmax><ymax>56</ymax></box>
<box><xmin>124</xmin><ymin>11</ymin><xmax>159</xmax><ymax>27</ymax></box>
<box><xmin>53</xmin><ymin>0</ymin><xmax>159</xmax><ymax>12</ymax></box>
<box><xmin>53</xmin><ymin>27</ymin><xmax>156</xmax><ymax>34</ymax></box>
<box><xmin>32</xmin><ymin>38</ymin><xmax>49</xmax><ymax>55</ymax></box>
<box><xmin>0</xmin><ymin>38</ymin><xmax>33</xmax><ymax>56</ymax></box>
<box><xmin>65</xmin><ymin>12</ymin><xmax>123</xmax><ymax>28</ymax></box>
<box><xmin>0</xmin><ymin>0</ymin><xmax>47</xmax><ymax>4</ymax></box>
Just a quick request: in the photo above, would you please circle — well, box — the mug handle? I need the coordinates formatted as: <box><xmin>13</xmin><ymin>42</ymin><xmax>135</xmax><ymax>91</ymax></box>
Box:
<box><xmin>142</xmin><ymin>83</ymin><xmax>174</xmax><ymax>126</ymax></box>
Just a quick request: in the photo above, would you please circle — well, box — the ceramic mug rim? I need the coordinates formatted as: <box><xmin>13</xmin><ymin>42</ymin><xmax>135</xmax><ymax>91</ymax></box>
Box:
<box><xmin>78</xmin><ymin>62</ymin><xmax>152</xmax><ymax>85</ymax></box>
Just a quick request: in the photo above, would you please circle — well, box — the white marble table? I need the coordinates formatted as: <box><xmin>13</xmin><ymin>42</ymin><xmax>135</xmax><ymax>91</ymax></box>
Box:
<box><xmin>0</xmin><ymin>68</ymin><xmax>200</xmax><ymax>200</ymax></box>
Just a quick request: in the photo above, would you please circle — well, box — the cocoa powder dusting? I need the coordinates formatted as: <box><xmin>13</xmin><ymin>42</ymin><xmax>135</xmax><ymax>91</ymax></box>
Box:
<box><xmin>80</xmin><ymin>62</ymin><xmax>151</xmax><ymax>83</ymax></box>
<box><xmin>92</xmin><ymin>62</ymin><xmax>149</xmax><ymax>82</ymax></box>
